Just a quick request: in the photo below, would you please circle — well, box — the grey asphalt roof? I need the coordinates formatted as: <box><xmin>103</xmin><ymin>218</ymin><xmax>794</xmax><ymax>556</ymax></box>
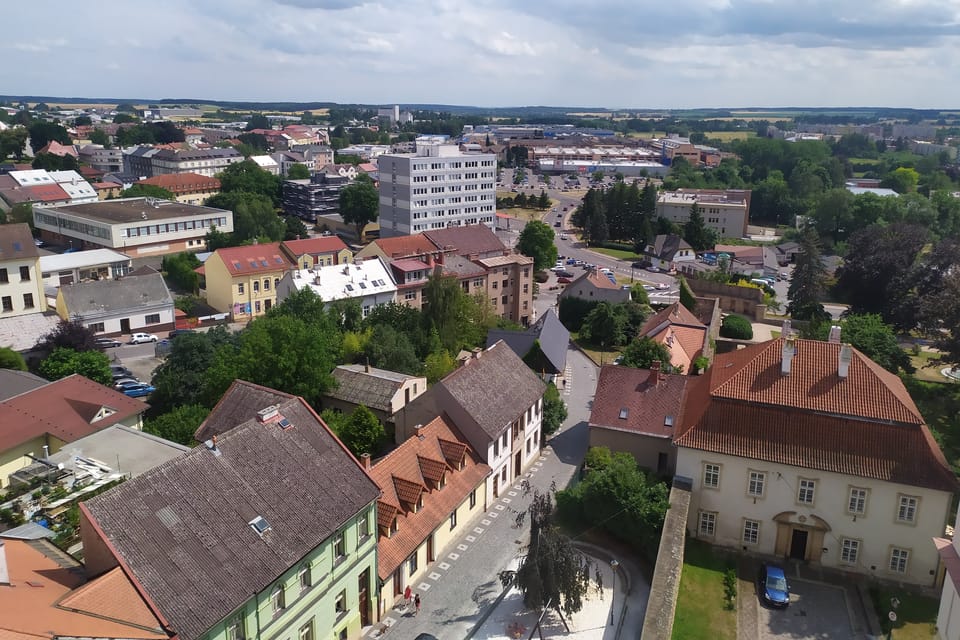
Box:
<box><xmin>0</xmin><ymin>522</ymin><xmax>54</xmax><ymax>540</ymax></box>
<box><xmin>439</xmin><ymin>341</ymin><xmax>546</xmax><ymax>440</ymax></box>
<box><xmin>195</xmin><ymin>380</ymin><xmax>296</xmax><ymax>442</ymax></box>
<box><xmin>0</xmin><ymin>369</ymin><xmax>49</xmax><ymax>401</ymax></box>
<box><xmin>487</xmin><ymin>308</ymin><xmax>569</xmax><ymax>375</ymax></box>
<box><xmin>59</xmin><ymin>270</ymin><xmax>172</xmax><ymax>316</ymax></box>
<box><xmin>326</xmin><ymin>365</ymin><xmax>420</xmax><ymax>414</ymax></box>
<box><xmin>84</xmin><ymin>394</ymin><xmax>381</xmax><ymax>640</ymax></box>
<box><xmin>47</xmin><ymin>425</ymin><xmax>190</xmax><ymax>479</ymax></box>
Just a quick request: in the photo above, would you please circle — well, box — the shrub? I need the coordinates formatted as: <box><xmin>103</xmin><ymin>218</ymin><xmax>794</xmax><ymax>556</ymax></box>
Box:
<box><xmin>720</xmin><ymin>314</ymin><xmax>753</xmax><ymax>340</ymax></box>
<box><xmin>723</xmin><ymin>567</ymin><xmax>737</xmax><ymax>610</ymax></box>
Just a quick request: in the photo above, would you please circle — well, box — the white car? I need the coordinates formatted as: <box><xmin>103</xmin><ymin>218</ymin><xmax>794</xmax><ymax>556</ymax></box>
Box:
<box><xmin>129</xmin><ymin>332</ymin><xmax>158</xmax><ymax>344</ymax></box>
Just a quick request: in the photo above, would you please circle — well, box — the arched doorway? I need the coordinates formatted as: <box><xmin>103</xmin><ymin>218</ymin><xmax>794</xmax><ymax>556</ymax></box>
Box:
<box><xmin>772</xmin><ymin>511</ymin><xmax>832</xmax><ymax>562</ymax></box>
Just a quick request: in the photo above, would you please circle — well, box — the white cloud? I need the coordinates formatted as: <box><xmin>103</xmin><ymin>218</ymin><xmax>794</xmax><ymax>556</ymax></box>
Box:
<box><xmin>0</xmin><ymin>0</ymin><xmax>958</xmax><ymax>107</ymax></box>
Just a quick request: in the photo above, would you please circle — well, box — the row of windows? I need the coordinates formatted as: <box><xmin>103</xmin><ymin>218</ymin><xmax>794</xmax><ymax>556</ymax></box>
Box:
<box><xmin>0</xmin><ymin>266</ymin><xmax>31</xmax><ymax>283</ymax></box>
<box><xmin>238</xmin><ymin>279</ymin><xmax>280</xmax><ymax>295</ymax></box>
<box><xmin>697</xmin><ymin>511</ymin><xmax>911</xmax><ymax>573</ymax></box>
<box><xmin>124</xmin><ymin>217</ymin><xmax>228</xmax><ymax>238</ymax></box>
<box><xmin>0</xmin><ymin>293</ymin><xmax>34</xmax><ymax>312</ymax></box>
<box><xmin>702</xmin><ymin>463</ymin><xmax>922</xmax><ymax>524</ymax></box>
<box><xmin>36</xmin><ymin>212</ymin><xmax>111</xmax><ymax>240</ymax></box>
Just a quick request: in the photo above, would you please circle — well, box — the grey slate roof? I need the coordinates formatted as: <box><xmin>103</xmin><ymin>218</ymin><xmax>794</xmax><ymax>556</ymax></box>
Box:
<box><xmin>646</xmin><ymin>234</ymin><xmax>691</xmax><ymax>262</ymax></box>
<box><xmin>0</xmin><ymin>369</ymin><xmax>48</xmax><ymax>401</ymax></box>
<box><xmin>0</xmin><ymin>521</ymin><xmax>54</xmax><ymax>540</ymax></box>
<box><xmin>440</xmin><ymin>340</ymin><xmax>546</xmax><ymax>440</ymax></box>
<box><xmin>487</xmin><ymin>308</ymin><xmax>569</xmax><ymax>375</ymax></box>
<box><xmin>326</xmin><ymin>365</ymin><xmax>420</xmax><ymax>414</ymax></box>
<box><xmin>195</xmin><ymin>380</ymin><xmax>295</xmax><ymax>442</ymax></box>
<box><xmin>84</xmin><ymin>391</ymin><xmax>380</xmax><ymax>640</ymax></box>
<box><xmin>59</xmin><ymin>270</ymin><xmax>173</xmax><ymax>316</ymax></box>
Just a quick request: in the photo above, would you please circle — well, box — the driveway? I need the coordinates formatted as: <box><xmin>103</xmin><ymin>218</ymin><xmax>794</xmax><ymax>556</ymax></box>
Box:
<box><xmin>754</xmin><ymin>578</ymin><xmax>855</xmax><ymax>639</ymax></box>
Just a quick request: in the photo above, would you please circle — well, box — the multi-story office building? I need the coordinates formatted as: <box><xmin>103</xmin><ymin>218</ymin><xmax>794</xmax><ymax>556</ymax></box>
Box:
<box><xmin>657</xmin><ymin>188</ymin><xmax>751</xmax><ymax>239</ymax></box>
<box><xmin>282</xmin><ymin>173</ymin><xmax>350</xmax><ymax>221</ymax></box>
<box><xmin>377</xmin><ymin>137</ymin><xmax>497</xmax><ymax>237</ymax></box>
<box><xmin>125</xmin><ymin>147</ymin><xmax>243</xmax><ymax>178</ymax></box>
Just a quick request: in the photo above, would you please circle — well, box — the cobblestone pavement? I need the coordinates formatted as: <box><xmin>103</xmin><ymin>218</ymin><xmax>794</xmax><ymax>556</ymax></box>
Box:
<box><xmin>370</xmin><ymin>347</ymin><xmax>598</xmax><ymax>640</ymax></box>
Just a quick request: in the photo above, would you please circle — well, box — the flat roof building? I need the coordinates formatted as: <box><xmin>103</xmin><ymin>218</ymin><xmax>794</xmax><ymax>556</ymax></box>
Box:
<box><xmin>33</xmin><ymin>197</ymin><xmax>233</xmax><ymax>257</ymax></box>
<box><xmin>657</xmin><ymin>188</ymin><xmax>751</xmax><ymax>239</ymax></box>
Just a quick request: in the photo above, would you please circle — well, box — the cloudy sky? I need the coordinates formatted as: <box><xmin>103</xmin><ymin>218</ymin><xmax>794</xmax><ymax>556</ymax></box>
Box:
<box><xmin>4</xmin><ymin>0</ymin><xmax>960</xmax><ymax>108</ymax></box>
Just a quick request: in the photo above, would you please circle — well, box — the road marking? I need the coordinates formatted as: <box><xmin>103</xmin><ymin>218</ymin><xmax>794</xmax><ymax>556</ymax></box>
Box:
<box><xmin>482</xmin><ymin>519</ymin><xmax>491</xmax><ymax>525</ymax></box>
<box><xmin>508</xmin><ymin>490</ymin><xmax>518</xmax><ymax>496</ymax></box>
<box><xmin>489</xmin><ymin>512</ymin><xmax>499</xmax><ymax>518</ymax></box>
<box><xmin>474</xmin><ymin>527</ymin><xmax>484</xmax><ymax>534</ymax></box>
<box><xmin>495</xmin><ymin>504</ymin><xmax>506</xmax><ymax>510</ymax></box>
<box><xmin>439</xmin><ymin>562</ymin><xmax>451</xmax><ymax>570</ymax></box>
<box><xmin>429</xmin><ymin>572</ymin><xmax>442</xmax><ymax>580</ymax></box>
<box><xmin>448</xmin><ymin>552</ymin><xmax>460</xmax><ymax>560</ymax></box>
<box><xmin>418</xmin><ymin>583</ymin><xmax>431</xmax><ymax>591</ymax></box>
<box><xmin>466</xmin><ymin>535</ymin><xmax>476</xmax><ymax>542</ymax></box>
<box><xmin>457</xmin><ymin>544</ymin><xmax>468</xmax><ymax>551</ymax></box>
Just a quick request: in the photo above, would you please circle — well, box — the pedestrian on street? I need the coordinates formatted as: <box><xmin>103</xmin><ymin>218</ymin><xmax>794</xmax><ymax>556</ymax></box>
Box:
<box><xmin>414</xmin><ymin>593</ymin><xmax>421</xmax><ymax>616</ymax></box>
<box><xmin>404</xmin><ymin>585</ymin><xmax>412</xmax><ymax>608</ymax></box>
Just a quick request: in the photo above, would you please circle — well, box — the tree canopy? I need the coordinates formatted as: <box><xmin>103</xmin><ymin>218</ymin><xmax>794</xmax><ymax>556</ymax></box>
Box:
<box><xmin>287</xmin><ymin>163</ymin><xmax>311</xmax><ymax>180</ymax></box>
<box><xmin>619</xmin><ymin>337</ymin><xmax>673</xmax><ymax>371</ymax></box>
<box><xmin>517</xmin><ymin>220</ymin><xmax>558</xmax><ymax>271</ymax></box>
<box><xmin>787</xmin><ymin>227</ymin><xmax>830</xmax><ymax>323</ymax></box>
<box><xmin>324</xmin><ymin>405</ymin><xmax>385</xmax><ymax>458</ymax></box>
<box><xmin>122</xmin><ymin>184</ymin><xmax>175</xmax><ymax>200</ymax></box>
<box><xmin>338</xmin><ymin>174</ymin><xmax>379</xmax><ymax>239</ymax></box>
<box><xmin>37</xmin><ymin>348</ymin><xmax>111</xmax><ymax>385</ymax></box>
<box><xmin>216</xmin><ymin>159</ymin><xmax>282</xmax><ymax>205</ymax></box>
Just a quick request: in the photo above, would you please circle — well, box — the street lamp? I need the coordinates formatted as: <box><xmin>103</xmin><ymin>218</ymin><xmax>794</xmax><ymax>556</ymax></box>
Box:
<box><xmin>886</xmin><ymin>596</ymin><xmax>900</xmax><ymax>640</ymax></box>
<box><xmin>609</xmin><ymin>559</ymin><xmax>619</xmax><ymax>626</ymax></box>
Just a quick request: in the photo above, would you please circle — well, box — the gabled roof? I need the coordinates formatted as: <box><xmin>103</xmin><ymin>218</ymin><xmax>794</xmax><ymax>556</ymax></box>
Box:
<box><xmin>280</xmin><ymin>235</ymin><xmax>349</xmax><ymax>257</ymax></box>
<box><xmin>569</xmin><ymin>269</ymin><xmax>622</xmax><ymax>291</ymax></box>
<box><xmin>0</xmin><ymin>374</ymin><xmax>146</xmax><ymax>463</ymax></box>
<box><xmin>0</xmin><ymin>538</ymin><xmax>168</xmax><ymax>640</ymax></box>
<box><xmin>327</xmin><ymin>364</ymin><xmax>424</xmax><ymax>414</ymax></box>
<box><xmin>211</xmin><ymin>243</ymin><xmax>292</xmax><ymax>276</ymax></box>
<box><xmin>435</xmin><ymin>340</ymin><xmax>546</xmax><ymax>440</ymax></box>
<box><xmin>370</xmin><ymin>234</ymin><xmax>438</xmax><ymax>260</ymax></box>
<box><xmin>138</xmin><ymin>173</ymin><xmax>221</xmax><ymax>193</ymax></box>
<box><xmin>369</xmin><ymin>415</ymin><xmax>490</xmax><ymax>579</ymax></box>
<box><xmin>487</xmin><ymin>308</ymin><xmax>569</xmax><ymax>375</ymax></box>
<box><xmin>29</xmin><ymin>182</ymin><xmax>72</xmax><ymax>202</ymax></box>
<box><xmin>0</xmin><ymin>369</ymin><xmax>48</xmax><ymax>401</ymax></box>
<box><xmin>645</xmin><ymin>234</ymin><xmax>691</xmax><ymax>261</ymax></box>
<box><xmin>640</xmin><ymin>303</ymin><xmax>707</xmax><ymax>373</ymax></box>
<box><xmin>674</xmin><ymin>338</ymin><xmax>957</xmax><ymax>492</ymax></box>
<box><xmin>59</xmin><ymin>269</ymin><xmax>173</xmax><ymax>316</ymax></box>
<box><xmin>0</xmin><ymin>222</ymin><xmax>39</xmax><ymax>261</ymax></box>
<box><xmin>195</xmin><ymin>380</ymin><xmax>295</xmax><ymax>442</ymax></box>
<box><xmin>423</xmin><ymin>224</ymin><xmax>506</xmax><ymax>257</ymax></box>
<box><xmin>84</xmin><ymin>388</ymin><xmax>380</xmax><ymax>640</ymax></box>
<box><xmin>590</xmin><ymin>364</ymin><xmax>688</xmax><ymax>438</ymax></box>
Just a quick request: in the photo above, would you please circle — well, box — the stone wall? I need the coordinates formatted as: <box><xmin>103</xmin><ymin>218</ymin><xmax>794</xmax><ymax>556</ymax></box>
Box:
<box><xmin>640</xmin><ymin>478</ymin><xmax>692</xmax><ymax>640</ymax></box>
<box><xmin>686</xmin><ymin>278</ymin><xmax>766</xmax><ymax>321</ymax></box>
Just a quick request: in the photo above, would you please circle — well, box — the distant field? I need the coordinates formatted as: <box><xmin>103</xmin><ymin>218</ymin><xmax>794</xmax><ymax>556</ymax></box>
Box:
<box><xmin>706</xmin><ymin>131</ymin><xmax>755</xmax><ymax>141</ymax></box>
<box><xmin>40</xmin><ymin>102</ymin><xmax>124</xmax><ymax>110</ymax></box>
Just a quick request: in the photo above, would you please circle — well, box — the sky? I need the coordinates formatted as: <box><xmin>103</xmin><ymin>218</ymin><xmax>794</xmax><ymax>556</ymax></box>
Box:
<box><xmin>3</xmin><ymin>0</ymin><xmax>960</xmax><ymax>109</ymax></box>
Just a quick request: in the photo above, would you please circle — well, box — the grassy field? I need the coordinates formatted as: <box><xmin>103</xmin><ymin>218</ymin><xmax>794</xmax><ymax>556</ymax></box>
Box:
<box><xmin>871</xmin><ymin>588</ymin><xmax>939</xmax><ymax>639</ymax></box>
<box><xmin>591</xmin><ymin>247</ymin><xmax>641</xmax><ymax>261</ymax></box>
<box><xmin>910</xmin><ymin>350</ymin><xmax>956</xmax><ymax>383</ymax></box>
<box><xmin>570</xmin><ymin>332</ymin><xmax>622</xmax><ymax>366</ymax></box>
<box><xmin>672</xmin><ymin>540</ymin><xmax>737</xmax><ymax>640</ymax></box>
<box><xmin>707</xmin><ymin>131</ymin><xmax>756</xmax><ymax>142</ymax></box>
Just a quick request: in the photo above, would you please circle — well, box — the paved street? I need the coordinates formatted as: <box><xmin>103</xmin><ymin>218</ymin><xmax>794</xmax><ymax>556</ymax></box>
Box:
<box><xmin>371</xmin><ymin>345</ymin><xmax>601</xmax><ymax>640</ymax></box>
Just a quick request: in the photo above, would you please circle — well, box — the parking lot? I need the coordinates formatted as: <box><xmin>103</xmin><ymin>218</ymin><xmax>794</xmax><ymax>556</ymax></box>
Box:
<box><xmin>755</xmin><ymin>577</ymin><xmax>856</xmax><ymax>639</ymax></box>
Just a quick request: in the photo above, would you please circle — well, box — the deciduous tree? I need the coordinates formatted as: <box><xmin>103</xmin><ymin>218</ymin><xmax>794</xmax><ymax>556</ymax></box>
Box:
<box><xmin>144</xmin><ymin>404</ymin><xmax>209</xmax><ymax>446</ymax></box>
<box><xmin>0</xmin><ymin>347</ymin><xmax>27</xmax><ymax>371</ymax></box>
<box><xmin>338</xmin><ymin>174</ymin><xmax>379</xmax><ymax>239</ymax></box>
<box><xmin>287</xmin><ymin>163</ymin><xmax>310</xmax><ymax>180</ymax></box>
<box><xmin>122</xmin><ymin>184</ymin><xmax>175</xmax><ymax>200</ymax></box>
<box><xmin>37</xmin><ymin>348</ymin><xmax>111</xmax><ymax>385</ymax></box>
<box><xmin>330</xmin><ymin>405</ymin><xmax>385</xmax><ymax>457</ymax></box>
<box><xmin>517</xmin><ymin>221</ymin><xmax>557</xmax><ymax>272</ymax></box>
<box><xmin>541</xmin><ymin>382</ymin><xmax>567</xmax><ymax>437</ymax></box>
<box><xmin>620</xmin><ymin>337</ymin><xmax>673</xmax><ymax>370</ymax></box>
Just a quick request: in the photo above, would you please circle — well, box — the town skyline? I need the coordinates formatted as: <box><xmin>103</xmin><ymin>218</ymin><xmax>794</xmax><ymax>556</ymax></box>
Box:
<box><xmin>4</xmin><ymin>0</ymin><xmax>960</xmax><ymax>109</ymax></box>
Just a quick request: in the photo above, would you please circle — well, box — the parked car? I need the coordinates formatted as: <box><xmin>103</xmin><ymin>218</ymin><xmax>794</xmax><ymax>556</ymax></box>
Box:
<box><xmin>646</xmin><ymin>265</ymin><xmax>660</xmax><ymax>272</ymax></box>
<box><xmin>122</xmin><ymin>383</ymin><xmax>156</xmax><ymax>398</ymax></box>
<box><xmin>556</xmin><ymin>270</ymin><xmax>574</xmax><ymax>278</ymax></box>
<box><xmin>111</xmin><ymin>369</ymin><xmax>135</xmax><ymax>381</ymax></box>
<box><xmin>553</xmin><ymin>221</ymin><xmax>561</xmax><ymax>227</ymax></box>
<box><xmin>758</xmin><ymin>564</ymin><xmax>790</xmax><ymax>608</ymax></box>
<box><xmin>565</xmin><ymin>258</ymin><xmax>577</xmax><ymax>265</ymax></box>
<box><xmin>557</xmin><ymin>276</ymin><xmax>572</xmax><ymax>284</ymax></box>
<box><xmin>113</xmin><ymin>378</ymin><xmax>141</xmax><ymax>390</ymax></box>
<box><xmin>110</xmin><ymin>364</ymin><xmax>132</xmax><ymax>376</ymax></box>
<box><xmin>128</xmin><ymin>332</ymin><xmax>158</xmax><ymax>344</ymax></box>
<box><xmin>559</xmin><ymin>234</ymin><xmax>569</xmax><ymax>240</ymax></box>
<box><xmin>95</xmin><ymin>337</ymin><xmax>122</xmax><ymax>349</ymax></box>
<box><xmin>631</xmin><ymin>261</ymin><xmax>646</xmax><ymax>269</ymax></box>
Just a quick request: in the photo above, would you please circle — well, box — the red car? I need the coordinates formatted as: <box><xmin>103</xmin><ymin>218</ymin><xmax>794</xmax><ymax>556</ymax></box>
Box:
<box><xmin>557</xmin><ymin>276</ymin><xmax>573</xmax><ymax>284</ymax></box>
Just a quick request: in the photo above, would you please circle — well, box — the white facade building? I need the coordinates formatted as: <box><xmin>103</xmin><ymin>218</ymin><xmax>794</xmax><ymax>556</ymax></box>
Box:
<box><xmin>275</xmin><ymin>257</ymin><xmax>397</xmax><ymax>318</ymax></box>
<box><xmin>657</xmin><ymin>189</ymin><xmax>751</xmax><ymax>239</ymax></box>
<box><xmin>378</xmin><ymin>138</ymin><xmax>497</xmax><ymax>237</ymax></box>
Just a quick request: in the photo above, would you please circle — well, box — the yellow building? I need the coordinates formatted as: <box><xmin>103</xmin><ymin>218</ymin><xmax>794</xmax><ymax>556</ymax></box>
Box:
<box><xmin>0</xmin><ymin>373</ymin><xmax>146</xmax><ymax>488</ymax></box>
<box><xmin>203</xmin><ymin>242</ymin><xmax>293</xmax><ymax>320</ymax></box>
<box><xmin>137</xmin><ymin>173</ymin><xmax>221</xmax><ymax>206</ymax></box>
<box><xmin>0</xmin><ymin>223</ymin><xmax>47</xmax><ymax>316</ymax></box>
<box><xmin>280</xmin><ymin>235</ymin><xmax>352</xmax><ymax>269</ymax></box>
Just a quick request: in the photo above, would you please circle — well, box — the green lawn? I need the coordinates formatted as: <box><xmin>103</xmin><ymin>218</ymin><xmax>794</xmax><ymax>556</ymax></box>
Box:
<box><xmin>672</xmin><ymin>540</ymin><xmax>737</xmax><ymax>640</ymax></box>
<box><xmin>871</xmin><ymin>588</ymin><xmax>939</xmax><ymax>639</ymax></box>
<box><xmin>910</xmin><ymin>350</ymin><xmax>957</xmax><ymax>383</ymax></box>
<box><xmin>570</xmin><ymin>332</ymin><xmax>622</xmax><ymax>366</ymax></box>
<box><xmin>590</xmin><ymin>247</ymin><xmax>641</xmax><ymax>261</ymax></box>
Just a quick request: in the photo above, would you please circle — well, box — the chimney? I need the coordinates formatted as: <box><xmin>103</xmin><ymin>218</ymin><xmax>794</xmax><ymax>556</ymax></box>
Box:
<box><xmin>781</xmin><ymin>318</ymin><xmax>792</xmax><ymax>337</ymax></box>
<box><xmin>257</xmin><ymin>405</ymin><xmax>279</xmax><ymax>422</ymax></box>
<box><xmin>413</xmin><ymin>424</ymin><xmax>425</xmax><ymax>439</ymax></box>
<box><xmin>838</xmin><ymin>343</ymin><xmax>853</xmax><ymax>379</ymax></box>
<box><xmin>781</xmin><ymin>334</ymin><xmax>796</xmax><ymax>376</ymax></box>
<box><xmin>360</xmin><ymin>452</ymin><xmax>372</xmax><ymax>470</ymax></box>
<box><xmin>648</xmin><ymin>360</ymin><xmax>662</xmax><ymax>386</ymax></box>
<box><xmin>425</xmin><ymin>254</ymin><xmax>434</xmax><ymax>268</ymax></box>
<box><xmin>365</xmin><ymin>359</ymin><xmax>371</xmax><ymax>373</ymax></box>
<box><xmin>473</xmin><ymin>347</ymin><xmax>482</xmax><ymax>359</ymax></box>
<box><xmin>828</xmin><ymin>325</ymin><xmax>842</xmax><ymax>343</ymax></box>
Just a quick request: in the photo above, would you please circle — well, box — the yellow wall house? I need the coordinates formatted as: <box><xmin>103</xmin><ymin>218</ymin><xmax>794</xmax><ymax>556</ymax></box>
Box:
<box><xmin>204</xmin><ymin>243</ymin><xmax>293</xmax><ymax>320</ymax></box>
<box><xmin>0</xmin><ymin>223</ymin><xmax>48</xmax><ymax>316</ymax></box>
<box><xmin>280</xmin><ymin>236</ymin><xmax>353</xmax><ymax>269</ymax></box>
<box><xmin>0</xmin><ymin>373</ymin><xmax>146</xmax><ymax>489</ymax></box>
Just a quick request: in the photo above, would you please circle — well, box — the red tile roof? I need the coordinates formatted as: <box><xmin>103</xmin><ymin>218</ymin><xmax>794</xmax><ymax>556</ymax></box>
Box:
<box><xmin>641</xmin><ymin>303</ymin><xmax>707</xmax><ymax>373</ymax></box>
<box><xmin>27</xmin><ymin>183</ymin><xmax>70</xmax><ymax>202</ymax></box>
<box><xmin>372</xmin><ymin>235</ymin><xmax>438</xmax><ymax>260</ymax></box>
<box><xmin>281</xmin><ymin>236</ymin><xmax>348</xmax><ymax>257</ymax></box>
<box><xmin>590</xmin><ymin>365</ymin><xmax>689</xmax><ymax>438</ymax></box>
<box><xmin>211</xmin><ymin>243</ymin><xmax>292</xmax><ymax>276</ymax></box>
<box><xmin>0</xmin><ymin>539</ymin><xmax>168</xmax><ymax>640</ymax></box>
<box><xmin>369</xmin><ymin>415</ymin><xmax>490</xmax><ymax>580</ymax></box>
<box><xmin>579</xmin><ymin>269</ymin><xmax>621</xmax><ymax>290</ymax></box>
<box><xmin>0</xmin><ymin>374</ymin><xmax>147</xmax><ymax>453</ymax></box>
<box><xmin>138</xmin><ymin>173</ymin><xmax>220</xmax><ymax>194</ymax></box>
<box><xmin>675</xmin><ymin>338</ymin><xmax>957</xmax><ymax>492</ymax></box>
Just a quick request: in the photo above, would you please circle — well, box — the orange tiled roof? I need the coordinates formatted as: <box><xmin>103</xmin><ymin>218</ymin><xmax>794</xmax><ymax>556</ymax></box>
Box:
<box><xmin>212</xmin><ymin>243</ymin><xmax>292</xmax><ymax>276</ymax></box>
<box><xmin>674</xmin><ymin>338</ymin><xmax>957</xmax><ymax>492</ymax></box>
<box><xmin>281</xmin><ymin>236</ymin><xmax>348</xmax><ymax>257</ymax></box>
<box><xmin>369</xmin><ymin>415</ymin><xmax>490</xmax><ymax>579</ymax></box>
<box><xmin>0</xmin><ymin>538</ymin><xmax>168</xmax><ymax>639</ymax></box>
<box><xmin>372</xmin><ymin>235</ymin><xmax>438</xmax><ymax>260</ymax></box>
<box><xmin>138</xmin><ymin>173</ymin><xmax>220</xmax><ymax>194</ymax></box>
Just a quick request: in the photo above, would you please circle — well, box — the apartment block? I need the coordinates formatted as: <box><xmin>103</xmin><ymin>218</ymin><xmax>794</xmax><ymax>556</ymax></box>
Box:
<box><xmin>657</xmin><ymin>188</ymin><xmax>751</xmax><ymax>239</ymax></box>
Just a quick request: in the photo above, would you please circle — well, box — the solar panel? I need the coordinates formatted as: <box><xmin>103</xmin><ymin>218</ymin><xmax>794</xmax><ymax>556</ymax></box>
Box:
<box><xmin>346</xmin><ymin>284</ymin><xmax>354</xmax><ymax>291</ymax></box>
<box><xmin>260</xmin><ymin>260</ymin><xmax>268</xmax><ymax>267</ymax></box>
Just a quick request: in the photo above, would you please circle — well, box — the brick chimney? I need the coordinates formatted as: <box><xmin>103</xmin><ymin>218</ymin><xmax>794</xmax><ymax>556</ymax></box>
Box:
<box><xmin>838</xmin><ymin>343</ymin><xmax>853</xmax><ymax>379</ymax></box>
<box><xmin>360</xmin><ymin>452</ymin><xmax>372</xmax><ymax>469</ymax></box>
<box><xmin>781</xmin><ymin>334</ymin><xmax>796</xmax><ymax>376</ymax></box>
<box><xmin>648</xmin><ymin>360</ymin><xmax>662</xmax><ymax>386</ymax></box>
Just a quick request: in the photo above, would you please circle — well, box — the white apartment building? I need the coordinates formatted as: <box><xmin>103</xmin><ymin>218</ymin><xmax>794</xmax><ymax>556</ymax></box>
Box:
<box><xmin>378</xmin><ymin>137</ymin><xmax>497</xmax><ymax>238</ymax></box>
<box><xmin>657</xmin><ymin>188</ymin><xmax>751</xmax><ymax>239</ymax></box>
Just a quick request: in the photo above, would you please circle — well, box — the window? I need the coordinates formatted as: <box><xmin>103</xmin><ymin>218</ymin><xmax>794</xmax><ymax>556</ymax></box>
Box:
<box><xmin>145</xmin><ymin>313</ymin><xmax>160</xmax><ymax>324</ymax></box>
<box><xmin>848</xmin><ymin>487</ymin><xmax>868</xmax><ymax>516</ymax></box>
<box><xmin>493</xmin><ymin>439</ymin><xmax>499</xmax><ymax>457</ymax></box>
<box><xmin>797</xmin><ymin>478</ymin><xmax>816</xmax><ymax>505</ymax></box>
<box><xmin>263</xmin><ymin>278</ymin><xmax>270</xmax><ymax>291</ymax></box>
<box><xmin>897</xmin><ymin>495</ymin><xmax>919</xmax><ymax>524</ymax></box>
<box><xmin>747</xmin><ymin>471</ymin><xmax>765</xmax><ymax>497</ymax></box>
<box><xmin>226</xmin><ymin>618</ymin><xmax>245</xmax><ymax>640</ymax></box>
<box><xmin>840</xmin><ymin>538</ymin><xmax>860</xmax><ymax>565</ymax></box>
<box><xmin>358</xmin><ymin>512</ymin><xmax>370</xmax><ymax>540</ymax></box>
<box><xmin>22</xmin><ymin>293</ymin><xmax>34</xmax><ymax>309</ymax></box>
<box><xmin>889</xmin><ymin>547</ymin><xmax>909</xmax><ymax>573</ymax></box>
<box><xmin>335</xmin><ymin>589</ymin><xmax>347</xmax><ymax>615</ymax></box>
<box><xmin>299</xmin><ymin>564</ymin><xmax>311</xmax><ymax>591</ymax></box>
<box><xmin>238</xmin><ymin>282</ymin><xmax>245</xmax><ymax>295</ymax></box>
<box><xmin>698</xmin><ymin>511</ymin><xmax>716</xmax><ymax>537</ymax></box>
<box><xmin>408</xmin><ymin>553</ymin><xmax>418</xmax><ymax>576</ymax></box>
<box><xmin>450</xmin><ymin>510</ymin><xmax>458</xmax><ymax>530</ymax></box>
<box><xmin>703</xmin><ymin>463</ymin><xmax>720</xmax><ymax>489</ymax></box>
<box><xmin>0</xmin><ymin>268</ymin><xmax>7</xmax><ymax>283</ymax></box>
<box><xmin>255</xmin><ymin>300</ymin><xmax>261</xmax><ymax>313</ymax></box>
<box><xmin>405</xmin><ymin>290</ymin><xmax>417</xmax><ymax>300</ymax></box>
<box><xmin>1</xmin><ymin>296</ymin><xmax>12</xmax><ymax>312</ymax></box>
<box><xmin>253</xmin><ymin>280</ymin><xmax>260</xmax><ymax>292</ymax></box>
<box><xmin>19</xmin><ymin>266</ymin><xmax>30</xmax><ymax>281</ymax></box>
<box><xmin>299</xmin><ymin>619</ymin><xmax>314</xmax><ymax>640</ymax></box>
<box><xmin>334</xmin><ymin>532</ymin><xmax>346</xmax><ymax>559</ymax></box>
<box><xmin>742</xmin><ymin>519</ymin><xmax>760</xmax><ymax>545</ymax></box>
<box><xmin>469</xmin><ymin>488</ymin><xmax>477</xmax><ymax>509</ymax></box>
<box><xmin>89</xmin><ymin>322</ymin><xmax>104</xmax><ymax>332</ymax></box>
<box><xmin>270</xmin><ymin>585</ymin><xmax>285</xmax><ymax>615</ymax></box>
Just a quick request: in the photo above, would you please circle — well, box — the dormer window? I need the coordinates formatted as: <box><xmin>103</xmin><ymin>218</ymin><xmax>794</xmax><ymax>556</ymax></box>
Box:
<box><xmin>618</xmin><ymin>408</ymin><xmax>629</xmax><ymax>420</ymax></box>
